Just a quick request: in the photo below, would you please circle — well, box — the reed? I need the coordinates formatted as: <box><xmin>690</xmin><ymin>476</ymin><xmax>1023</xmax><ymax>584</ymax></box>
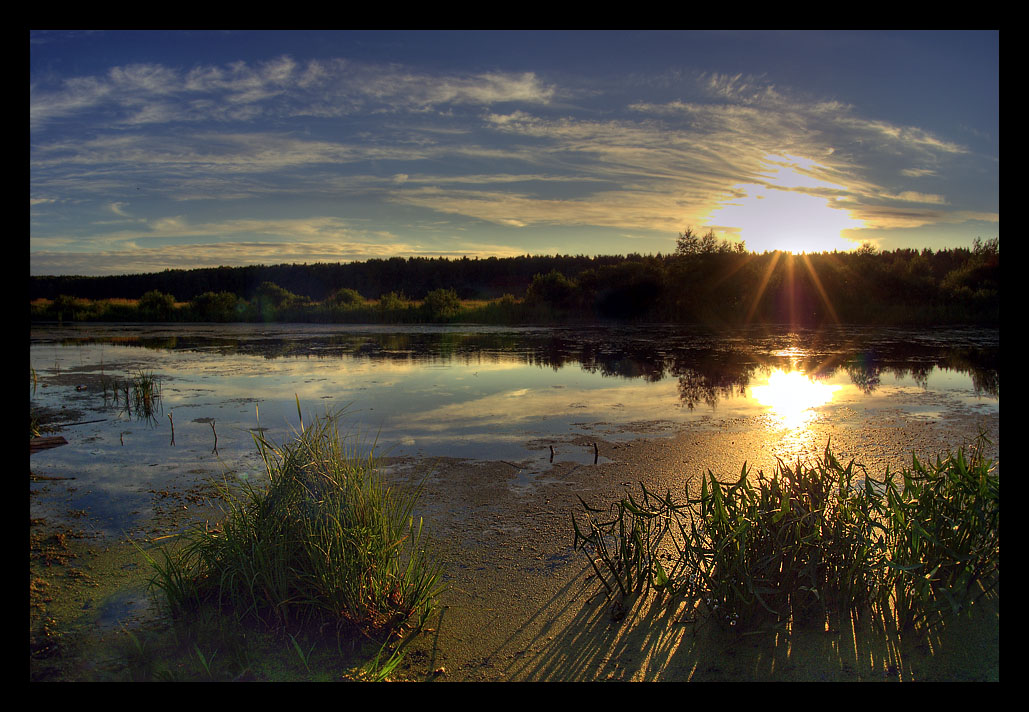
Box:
<box><xmin>573</xmin><ymin>435</ymin><xmax>998</xmax><ymax>630</ymax></box>
<box><xmin>100</xmin><ymin>370</ymin><xmax>163</xmax><ymax>420</ymax></box>
<box><xmin>130</xmin><ymin>370</ymin><xmax>162</xmax><ymax>417</ymax></box>
<box><xmin>142</xmin><ymin>409</ymin><xmax>443</xmax><ymax>641</ymax></box>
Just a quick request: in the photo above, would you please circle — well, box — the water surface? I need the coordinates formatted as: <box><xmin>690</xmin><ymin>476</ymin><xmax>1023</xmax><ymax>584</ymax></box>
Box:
<box><xmin>30</xmin><ymin>323</ymin><xmax>998</xmax><ymax>534</ymax></box>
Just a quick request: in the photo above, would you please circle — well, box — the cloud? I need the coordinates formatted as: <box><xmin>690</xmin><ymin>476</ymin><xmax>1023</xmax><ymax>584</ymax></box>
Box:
<box><xmin>30</xmin><ymin>56</ymin><xmax>994</xmax><ymax>271</ymax></box>
<box><xmin>900</xmin><ymin>167</ymin><xmax>938</xmax><ymax>178</ymax></box>
<box><xmin>881</xmin><ymin>191</ymin><xmax>949</xmax><ymax>205</ymax></box>
<box><xmin>107</xmin><ymin>201</ymin><xmax>131</xmax><ymax>216</ymax></box>
<box><xmin>30</xmin><ymin>56</ymin><xmax>555</xmax><ymax>130</ymax></box>
<box><xmin>29</xmin><ymin>211</ymin><xmax>534</xmax><ymax>276</ymax></box>
<box><xmin>29</xmin><ymin>235</ymin><xmax>529</xmax><ymax>276</ymax></box>
<box><xmin>416</xmin><ymin>89</ymin><xmax>973</xmax><ymax>236</ymax></box>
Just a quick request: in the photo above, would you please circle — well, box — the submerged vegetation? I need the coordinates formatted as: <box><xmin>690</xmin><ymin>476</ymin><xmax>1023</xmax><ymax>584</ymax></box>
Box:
<box><xmin>573</xmin><ymin>435</ymin><xmax>999</xmax><ymax>631</ymax></box>
<box><xmin>138</xmin><ymin>409</ymin><xmax>443</xmax><ymax>677</ymax></box>
<box><xmin>30</xmin><ymin>234</ymin><xmax>999</xmax><ymax>327</ymax></box>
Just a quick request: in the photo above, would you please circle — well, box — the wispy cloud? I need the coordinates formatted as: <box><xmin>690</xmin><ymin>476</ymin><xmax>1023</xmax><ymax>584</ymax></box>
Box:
<box><xmin>29</xmin><ymin>41</ymin><xmax>997</xmax><ymax>274</ymax></box>
<box><xmin>29</xmin><ymin>213</ymin><xmax>531</xmax><ymax>275</ymax></box>
<box><xmin>31</xmin><ymin>56</ymin><xmax>556</xmax><ymax>130</ymax></box>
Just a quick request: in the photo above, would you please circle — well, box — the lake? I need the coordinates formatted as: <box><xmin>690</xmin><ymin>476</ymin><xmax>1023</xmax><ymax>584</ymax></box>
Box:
<box><xmin>30</xmin><ymin>322</ymin><xmax>999</xmax><ymax>538</ymax></box>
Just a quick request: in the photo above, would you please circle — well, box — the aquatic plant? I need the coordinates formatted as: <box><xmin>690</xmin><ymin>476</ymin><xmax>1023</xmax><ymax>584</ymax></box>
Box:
<box><xmin>143</xmin><ymin>408</ymin><xmax>443</xmax><ymax>641</ymax></box>
<box><xmin>130</xmin><ymin>370</ymin><xmax>162</xmax><ymax>418</ymax></box>
<box><xmin>573</xmin><ymin>435</ymin><xmax>999</xmax><ymax>630</ymax></box>
<box><xmin>99</xmin><ymin>370</ymin><xmax>163</xmax><ymax>421</ymax></box>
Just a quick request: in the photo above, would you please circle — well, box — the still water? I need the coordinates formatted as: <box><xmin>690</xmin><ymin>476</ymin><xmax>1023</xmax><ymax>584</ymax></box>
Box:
<box><xmin>30</xmin><ymin>323</ymin><xmax>998</xmax><ymax>535</ymax></box>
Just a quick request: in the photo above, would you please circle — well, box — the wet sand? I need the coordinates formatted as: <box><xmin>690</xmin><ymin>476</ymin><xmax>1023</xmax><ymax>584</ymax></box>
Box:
<box><xmin>383</xmin><ymin>406</ymin><xmax>999</xmax><ymax>681</ymax></box>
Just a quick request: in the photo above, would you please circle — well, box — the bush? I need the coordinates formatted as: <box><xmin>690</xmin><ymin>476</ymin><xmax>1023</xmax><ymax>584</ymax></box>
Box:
<box><xmin>138</xmin><ymin>290</ymin><xmax>177</xmax><ymax>321</ymax></box>
<box><xmin>421</xmin><ymin>288</ymin><xmax>460</xmax><ymax>321</ymax></box>
<box><xmin>50</xmin><ymin>294</ymin><xmax>86</xmax><ymax>321</ymax></box>
<box><xmin>377</xmin><ymin>291</ymin><xmax>406</xmax><ymax>311</ymax></box>
<box><xmin>525</xmin><ymin>270</ymin><xmax>577</xmax><ymax>310</ymax></box>
<box><xmin>189</xmin><ymin>291</ymin><xmax>240</xmax><ymax>322</ymax></box>
<box><xmin>326</xmin><ymin>287</ymin><xmax>365</xmax><ymax>309</ymax></box>
<box><xmin>375</xmin><ymin>291</ymin><xmax>409</xmax><ymax>322</ymax></box>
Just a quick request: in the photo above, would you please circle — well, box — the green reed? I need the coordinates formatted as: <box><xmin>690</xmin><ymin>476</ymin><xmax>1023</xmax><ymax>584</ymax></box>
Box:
<box><xmin>100</xmin><ymin>370</ymin><xmax>163</xmax><ymax>421</ymax></box>
<box><xmin>573</xmin><ymin>435</ymin><xmax>998</xmax><ymax>630</ymax></box>
<box><xmin>875</xmin><ymin>434</ymin><xmax>1000</xmax><ymax>627</ymax></box>
<box><xmin>143</xmin><ymin>409</ymin><xmax>443</xmax><ymax>640</ymax></box>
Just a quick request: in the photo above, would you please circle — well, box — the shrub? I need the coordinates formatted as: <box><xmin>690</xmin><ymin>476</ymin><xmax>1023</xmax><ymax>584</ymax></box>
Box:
<box><xmin>421</xmin><ymin>288</ymin><xmax>460</xmax><ymax>321</ymax></box>
<box><xmin>189</xmin><ymin>291</ymin><xmax>240</xmax><ymax>322</ymax></box>
<box><xmin>50</xmin><ymin>294</ymin><xmax>86</xmax><ymax>321</ymax></box>
<box><xmin>138</xmin><ymin>290</ymin><xmax>177</xmax><ymax>321</ymax></box>
<box><xmin>525</xmin><ymin>270</ymin><xmax>577</xmax><ymax>310</ymax></box>
<box><xmin>256</xmin><ymin>281</ymin><xmax>298</xmax><ymax>306</ymax></box>
<box><xmin>376</xmin><ymin>291</ymin><xmax>409</xmax><ymax>322</ymax></box>
<box><xmin>377</xmin><ymin>291</ymin><xmax>406</xmax><ymax>311</ymax></box>
<box><xmin>326</xmin><ymin>287</ymin><xmax>365</xmax><ymax>309</ymax></box>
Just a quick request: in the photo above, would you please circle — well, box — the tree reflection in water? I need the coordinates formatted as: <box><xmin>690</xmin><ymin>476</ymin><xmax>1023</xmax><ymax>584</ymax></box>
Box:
<box><xmin>39</xmin><ymin>324</ymin><xmax>998</xmax><ymax>411</ymax></box>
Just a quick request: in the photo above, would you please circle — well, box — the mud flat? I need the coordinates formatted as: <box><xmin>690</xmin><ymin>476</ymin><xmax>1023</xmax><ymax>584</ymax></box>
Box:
<box><xmin>387</xmin><ymin>406</ymin><xmax>998</xmax><ymax>682</ymax></box>
<box><xmin>30</xmin><ymin>400</ymin><xmax>998</xmax><ymax>681</ymax></box>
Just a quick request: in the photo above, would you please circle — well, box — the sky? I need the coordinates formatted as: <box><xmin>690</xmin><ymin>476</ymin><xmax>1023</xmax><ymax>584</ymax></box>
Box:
<box><xmin>29</xmin><ymin>30</ymin><xmax>999</xmax><ymax>277</ymax></box>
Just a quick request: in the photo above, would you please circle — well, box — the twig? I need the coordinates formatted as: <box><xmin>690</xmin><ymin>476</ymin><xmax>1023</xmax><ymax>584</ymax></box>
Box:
<box><xmin>56</xmin><ymin>418</ymin><xmax>107</xmax><ymax>427</ymax></box>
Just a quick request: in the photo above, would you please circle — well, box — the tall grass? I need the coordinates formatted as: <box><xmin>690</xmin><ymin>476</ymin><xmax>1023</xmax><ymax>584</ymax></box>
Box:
<box><xmin>573</xmin><ymin>435</ymin><xmax>998</xmax><ymax>630</ymax></box>
<box><xmin>143</xmin><ymin>409</ymin><xmax>443</xmax><ymax>640</ymax></box>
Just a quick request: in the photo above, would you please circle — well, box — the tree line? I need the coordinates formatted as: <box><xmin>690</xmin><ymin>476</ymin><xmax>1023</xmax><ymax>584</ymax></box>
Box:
<box><xmin>29</xmin><ymin>233</ymin><xmax>999</xmax><ymax>327</ymax></box>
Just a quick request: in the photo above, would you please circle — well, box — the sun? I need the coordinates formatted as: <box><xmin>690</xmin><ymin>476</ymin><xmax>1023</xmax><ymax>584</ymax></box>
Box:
<box><xmin>708</xmin><ymin>154</ymin><xmax>864</xmax><ymax>254</ymax></box>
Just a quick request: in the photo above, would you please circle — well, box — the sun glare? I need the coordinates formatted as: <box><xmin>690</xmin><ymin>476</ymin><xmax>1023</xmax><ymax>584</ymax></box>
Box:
<box><xmin>750</xmin><ymin>368</ymin><xmax>841</xmax><ymax>428</ymax></box>
<box><xmin>708</xmin><ymin>154</ymin><xmax>864</xmax><ymax>254</ymax></box>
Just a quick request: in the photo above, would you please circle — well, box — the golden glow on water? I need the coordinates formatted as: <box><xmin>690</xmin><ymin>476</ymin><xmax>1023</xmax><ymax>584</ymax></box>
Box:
<box><xmin>750</xmin><ymin>369</ymin><xmax>841</xmax><ymax>428</ymax></box>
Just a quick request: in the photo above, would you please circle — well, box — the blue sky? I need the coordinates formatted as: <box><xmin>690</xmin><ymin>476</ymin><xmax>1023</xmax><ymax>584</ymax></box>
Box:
<box><xmin>30</xmin><ymin>30</ymin><xmax>998</xmax><ymax>276</ymax></box>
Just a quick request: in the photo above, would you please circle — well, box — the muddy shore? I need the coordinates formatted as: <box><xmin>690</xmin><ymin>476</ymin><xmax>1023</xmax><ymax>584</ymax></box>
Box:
<box><xmin>30</xmin><ymin>404</ymin><xmax>998</xmax><ymax>681</ymax></box>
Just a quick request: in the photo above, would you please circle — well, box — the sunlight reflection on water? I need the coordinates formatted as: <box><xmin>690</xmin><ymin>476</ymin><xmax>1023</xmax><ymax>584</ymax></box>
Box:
<box><xmin>750</xmin><ymin>369</ymin><xmax>842</xmax><ymax>429</ymax></box>
<box><xmin>30</xmin><ymin>323</ymin><xmax>998</xmax><ymax>534</ymax></box>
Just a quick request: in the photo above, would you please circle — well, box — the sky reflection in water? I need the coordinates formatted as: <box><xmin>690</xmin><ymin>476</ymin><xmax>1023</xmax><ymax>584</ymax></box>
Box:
<box><xmin>30</xmin><ymin>324</ymin><xmax>998</xmax><ymax>533</ymax></box>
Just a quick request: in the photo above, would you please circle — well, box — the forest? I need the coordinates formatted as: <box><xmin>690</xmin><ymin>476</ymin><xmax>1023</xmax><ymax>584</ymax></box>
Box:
<box><xmin>29</xmin><ymin>232</ymin><xmax>999</xmax><ymax>327</ymax></box>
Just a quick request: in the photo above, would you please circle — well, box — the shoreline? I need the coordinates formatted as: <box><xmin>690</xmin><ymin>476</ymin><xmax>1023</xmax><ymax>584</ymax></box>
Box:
<box><xmin>30</xmin><ymin>406</ymin><xmax>999</xmax><ymax>681</ymax></box>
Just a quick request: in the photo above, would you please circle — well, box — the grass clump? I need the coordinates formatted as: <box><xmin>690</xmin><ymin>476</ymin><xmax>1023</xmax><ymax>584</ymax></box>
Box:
<box><xmin>129</xmin><ymin>370</ymin><xmax>162</xmax><ymax>419</ymax></box>
<box><xmin>143</xmin><ymin>409</ymin><xmax>443</xmax><ymax>649</ymax></box>
<box><xmin>573</xmin><ymin>435</ymin><xmax>998</xmax><ymax>630</ymax></box>
<box><xmin>99</xmin><ymin>370</ymin><xmax>163</xmax><ymax>422</ymax></box>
